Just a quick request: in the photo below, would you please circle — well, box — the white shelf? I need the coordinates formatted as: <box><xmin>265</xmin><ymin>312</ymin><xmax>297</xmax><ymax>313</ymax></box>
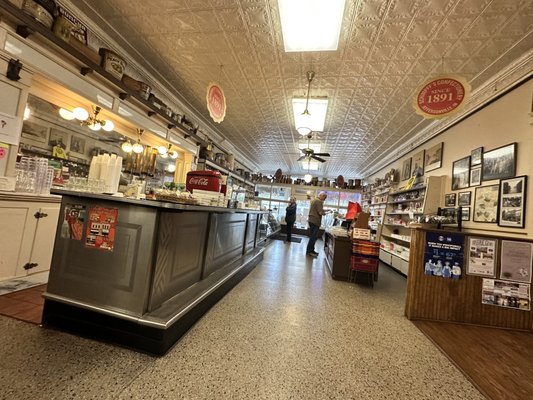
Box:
<box><xmin>388</xmin><ymin>198</ymin><xmax>424</xmax><ymax>204</ymax></box>
<box><xmin>381</xmin><ymin>233</ymin><xmax>411</xmax><ymax>243</ymax></box>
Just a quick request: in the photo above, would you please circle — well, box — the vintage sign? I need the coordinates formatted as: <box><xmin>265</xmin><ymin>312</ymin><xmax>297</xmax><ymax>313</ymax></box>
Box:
<box><xmin>206</xmin><ymin>83</ymin><xmax>226</xmax><ymax>123</ymax></box>
<box><xmin>85</xmin><ymin>206</ymin><xmax>118</xmax><ymax>251</ymax></box>
<box><xmin>0</xmin><ymin>111</ymin><xmax>22</xmax><ymax>145</ymax></box>
<box><xmin>424</xmin><ymin>231</ymin><xmax>465</xmax><ymax>279</ymax></box>
<box><xmin>413</xmin><ymin>75</ymin><xmax>471</xmax><ymax>119</ymax></box>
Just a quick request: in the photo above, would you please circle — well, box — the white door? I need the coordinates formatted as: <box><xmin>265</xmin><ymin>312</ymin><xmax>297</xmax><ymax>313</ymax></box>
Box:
<box><xmin>0</xmin><ymin>204</ymin><xmax>34</xmax><ymax>281</ymax></box>
<box><xmin>26</xmin><ymin>205</ymin><xmax>61</xmax><ymax>275</ymax></box>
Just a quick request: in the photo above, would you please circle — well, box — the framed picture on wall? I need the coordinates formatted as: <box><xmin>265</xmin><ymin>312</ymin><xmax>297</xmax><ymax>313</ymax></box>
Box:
<box><xmin>444</xmin><ymin>193</ymin><xmax>456</xmax><ymax>207</ymax></box>
<box><xmin>470</xmin><ymin>147</ymin><xmax>483</xmax><ymax>166</ymax></box>
<box><xmin>49</xmin><ymin>128</ymin><xmax>69</xmax><ymax>149</ymax></box>
<box><xmin>401</xmin><ymin>157</ymin><xmax>412</xmax><ymax>181</ymax></box>
<box><xmin>500</xmin><ymin>240</ymin><xmax>532</xmax><ymax>283</ymax></box>
<box><xmin>70</xmin><ymin>136</ymin><xmax>86</xmax><ymax>155</ymax></box>
<box><xmin>498</xmin><ymin>175</ymin><xmax>527</xmax><ymax>228</ymax></box>
<box><xmin>473</xmin><ymin>184</ymin><xmax>499</xmax><ymax>223</ymax></box>
<box><xmin>411</xmin><ymin>150</ymin><xmax>425</xmax><ymax>177</ymax></box>
<box><xmin>470</xmin><ymin>166</ymin><xmax>482</xmax><ymax>187</ymax></box>
<box><xmin>482</xmin><ymin>142</ymin><xmax>517</xmax><ymax>181</ymax></box>
<box><xmin>458</xmin><ymin>191</ymin><xmax>472</xmax><ymax>206</ymax></box>
<box><xmin>452</xmin><ymin>156</ymin><xmax>470</xmax><ymax>190</ymax></box>
<box><xmin>21</xmin><ymin>121</ymin><xmax>49</xmax><ymax>144</ymax></box>
<box><xmin>424</xmin><ymin>142</ymin><xmax>443</xmax><ymax>172</ymax></box>
<box><xmin>461</xmin><ymin>207</ymin><xmax>471</xmax><ymax>221</ymax></box>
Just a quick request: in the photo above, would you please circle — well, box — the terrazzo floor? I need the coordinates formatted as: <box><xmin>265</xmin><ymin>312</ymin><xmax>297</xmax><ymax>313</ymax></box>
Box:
<box><xmin>0</xmin><ymin>239</ymin><xmax>484</xmax><ymax>400</ymax></box>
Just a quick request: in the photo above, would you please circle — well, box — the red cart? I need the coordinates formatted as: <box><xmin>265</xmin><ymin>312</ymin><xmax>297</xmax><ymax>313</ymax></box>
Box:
<box><xmin>349</xmin><ymin>239</ymin><xmax>380</xmax><ymax>287</ymax></box>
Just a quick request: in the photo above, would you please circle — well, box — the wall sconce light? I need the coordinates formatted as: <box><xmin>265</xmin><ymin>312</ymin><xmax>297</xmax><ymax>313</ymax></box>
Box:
<box><xmin>132</xmin><ymin>128</ymin><xmax>144</xmax><ymax>154</ymax></box>
<box><xmin>59</xmin><ymin>105</ymin><xmax>115</xmax><ymax>132</ymax></box>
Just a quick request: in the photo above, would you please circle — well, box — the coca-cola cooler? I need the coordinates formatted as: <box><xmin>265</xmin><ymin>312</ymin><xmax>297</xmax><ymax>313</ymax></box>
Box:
<box><xmin>186</xmin><ymin>170</ymin><xmax>222</xmax><ymax>193</ymax></box>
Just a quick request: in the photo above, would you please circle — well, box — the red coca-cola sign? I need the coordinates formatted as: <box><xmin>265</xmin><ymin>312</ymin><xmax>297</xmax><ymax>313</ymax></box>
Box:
<box><xmin>186</xmin><ymin>171</ymin><xmax>221</xmax><ymax>193</ymax></box>
<box><xmin>414</xmin><ymin>75</ymin><xmax>471</xmax><ymax>119</ymax></box>
<box><xmin>206</xmin><ymin>83</ymin><xmax>226</xmax><ymax>123</ymax></box>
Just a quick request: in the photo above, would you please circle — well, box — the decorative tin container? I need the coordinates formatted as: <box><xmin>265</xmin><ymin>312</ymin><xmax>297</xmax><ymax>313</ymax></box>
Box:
<box><xmin>22</xmin><ymin>0</ymin><xmax>56</xmax><ymax>29</ymax></box>
<box><xmin>99</xmin><ymin>48</ymin><xmax>126</xmax><ymax>80</ymax></box>
<box><xmin>122</xmin><ymin>74</ymin><xmax>152</xmax><ymax>100</ymax></box>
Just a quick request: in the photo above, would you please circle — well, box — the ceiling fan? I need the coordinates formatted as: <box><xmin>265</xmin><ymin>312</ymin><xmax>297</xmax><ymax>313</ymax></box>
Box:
<box><xmin>297</xmin><ymin>133</ymin><xmax>330</xmax><ymax>163</ymax></box>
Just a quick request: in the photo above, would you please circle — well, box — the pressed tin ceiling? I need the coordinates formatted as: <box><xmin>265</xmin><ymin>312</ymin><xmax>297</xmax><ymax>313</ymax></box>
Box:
<box><xmin>66</xmin><ymin>0</ymin><xmax>532</xmax><ymax>178</ymax></box>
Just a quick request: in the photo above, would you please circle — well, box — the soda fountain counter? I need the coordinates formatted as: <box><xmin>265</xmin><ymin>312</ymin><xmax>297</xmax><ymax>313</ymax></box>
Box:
<box><xmin>42</xmin><ymin>189</ymin><xmax>266</xmax><ymax>355</ymax></box>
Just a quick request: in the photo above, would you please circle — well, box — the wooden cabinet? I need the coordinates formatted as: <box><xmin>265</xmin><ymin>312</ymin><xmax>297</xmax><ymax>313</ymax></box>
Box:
<box><xmin>324</xmin><ymin>231</ymin><xmax>351</xmax><ymax>280</ymax></box>
<box><xmin>0</xmin><ymin>197</ymin><xmax>60</xmax><ymax>280</ymax></box>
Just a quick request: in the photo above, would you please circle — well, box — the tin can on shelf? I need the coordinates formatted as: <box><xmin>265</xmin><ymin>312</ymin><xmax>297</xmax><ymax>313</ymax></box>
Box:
<box><xmin>22</xmin><ymin>0</ymin><xmax>56</xmax><ymax>29</ymax></box>
<box><xmin>99</xmin><ymin>48</ymin><xmax>126</xmax><ymax>80</ymax></box>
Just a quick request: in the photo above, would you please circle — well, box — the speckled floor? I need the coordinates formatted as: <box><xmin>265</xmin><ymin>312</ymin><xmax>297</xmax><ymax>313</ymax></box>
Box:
<box><xmin>0</xmin><ymin>239</ymin><xmax>484</xmax><ymax>400</ymax></box>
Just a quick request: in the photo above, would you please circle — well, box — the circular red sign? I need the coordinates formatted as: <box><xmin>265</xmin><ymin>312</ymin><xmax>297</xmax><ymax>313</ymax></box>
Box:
<box><xmin>0</xmin><ymin>148</ymin><xmax>5</xmax><ymax>159</ymax></box>
<box><xmin>207</xmin><ymin>84</ymin><xmax>226</xmax><ymax>123</ymax></box>
<box><xmin>416</xmin><ymin>77</ymin><xmax>467</xmax><ymax>117</ymax></box>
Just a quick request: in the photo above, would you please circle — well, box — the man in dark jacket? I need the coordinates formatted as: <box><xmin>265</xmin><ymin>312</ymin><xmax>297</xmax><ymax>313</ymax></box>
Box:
<box><xmin>285</xmin><ymin>197</ymin><xmax>297</xmax><ymax>243</ymax></box>
<box><xmin>306</xmin><ymin>192</ymin><xmax>329</xmax><ymax>256</ymax></box>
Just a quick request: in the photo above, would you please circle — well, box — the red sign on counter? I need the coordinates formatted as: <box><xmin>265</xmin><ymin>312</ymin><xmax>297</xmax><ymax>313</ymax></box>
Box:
<box><xmin>85</xmin><ymin>206</ymin><xmax>118</xmax><ymax>251</ymax></box>
<box><xmin>206</xmin><ymin>83</ymin><xmax>226</xmax><ymax>123</ymax></box>
<box><xmin>413</xmin><ymin>75</ymin><xmax>470</xmax><ymax>119</ymax></box>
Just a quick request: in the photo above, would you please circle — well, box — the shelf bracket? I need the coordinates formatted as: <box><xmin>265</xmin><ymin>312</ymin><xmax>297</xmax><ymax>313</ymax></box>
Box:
<box><xmin>183</xmin><ymin>134</ymin><xmax>190</xmax><ymax>139</ymax></box>
<box><xmin>16</xmin><ymin>25</ymin><xmax>31</xmax><ymax>38</ymax></box>
<box><xmin>80</xmin><ymin>67</ymin><xmax>93</xmax><ymax>76</ymax></box>
<box><xmin>119</xmin><ymin>93</ymin><xmax>129</xmax><ymax>100</ymax></box>
<box><xmin>147</xmin><ymin>111</ymin><xmax>156</xmax><ymax>117</ymax></box>
<box><xmin>167</xmin><ymin>124</ymin><xmax>175</xmax><ymax>129</ymax></box>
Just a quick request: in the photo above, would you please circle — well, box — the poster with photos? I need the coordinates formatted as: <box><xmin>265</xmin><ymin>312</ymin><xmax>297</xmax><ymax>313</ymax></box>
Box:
<box><xmin>467</xmin><ymin>237</ymin><xmax>497</xmax><ymax>277</ymax></box>
<box><xmin>424</xmin><ymin>231</ymin><xmax>464</xmax><ymax>279</ymax></box>
<box><xmin>500</xmin><ymin>240</ymin><xmax>532</xmax><ymax>283</ymax></box>
<box><xmin>499</xmin><ymin>175</ymin><xmax>527</xmax><ymax>228</ymax></box>
<box><xmin>482</xmin><ymin>279</ymin><xmax>530</xmax><ymax>311</ymax></box>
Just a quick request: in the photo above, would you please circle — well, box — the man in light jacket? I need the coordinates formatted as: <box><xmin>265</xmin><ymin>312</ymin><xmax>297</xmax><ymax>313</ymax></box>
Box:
<box><xmin>306</xmin><ymin>192</ymin><xmax>329</xmax><ymax>257</ymax></box>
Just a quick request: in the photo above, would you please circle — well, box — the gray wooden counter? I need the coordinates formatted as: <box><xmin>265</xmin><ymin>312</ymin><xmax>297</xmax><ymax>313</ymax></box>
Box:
<box><xmin>43</xmin><ymin>189</ymin><xmax>266</xmax><ymax>354</ymax></box>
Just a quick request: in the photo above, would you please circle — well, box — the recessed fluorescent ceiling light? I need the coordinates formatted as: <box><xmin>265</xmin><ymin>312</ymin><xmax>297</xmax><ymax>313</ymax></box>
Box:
<box><xmin>278</xmin><ymin>0</ymin><xmax>346</xmax><ymax>52</ymax></box>
<box><xmin>292</xmin><ymin>98</ymin><xmax>328</xmax><ymax>132</ymax></box>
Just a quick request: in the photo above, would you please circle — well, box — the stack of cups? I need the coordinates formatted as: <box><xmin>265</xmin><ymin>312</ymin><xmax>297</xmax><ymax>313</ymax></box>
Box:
<box><xmin>14</xmin><ymin>157</ymin><xmax>55</xmax><ymax>195</ymax></box>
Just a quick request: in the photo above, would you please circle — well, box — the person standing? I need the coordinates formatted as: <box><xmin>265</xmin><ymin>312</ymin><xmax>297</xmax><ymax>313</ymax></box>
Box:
<box><xmin>285</xmin><ymin>197</ymin><xmax>297</xmax><ymax>243</ymax></box>
<box><xmin>306</xmin><ymin>192</ymin><xmax>328</xmax><ymax>257</ymax></box>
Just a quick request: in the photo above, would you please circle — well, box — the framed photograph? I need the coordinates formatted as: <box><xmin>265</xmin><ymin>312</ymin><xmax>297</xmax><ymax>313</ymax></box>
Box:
<box><xmin>452</xmin><ymin>156</ymin><xmax>470</xmax><ymax>190</ymax></box>
<box><xmin>444</xmin><ymin>193</ymin><xmax>456</xmax><ymax>207</ymax></box>
<box><xmin>21</xmin><ymin>121</ymin><xmax>49</xmax><ymax>144</ymax></box>
<box><xmin>470</xmin><ymin>166</ymin><xmax>482</xmax><ymax>187</ymax></box>
<box><xmin>467</xmin><ymin>237</ymin><xmax>497</xmax><ymax>277</ymax></box>
<box><xmin>70</xmin><ymin>136</ymin><xmax>86</xmax><ymax>154</ymax></box>
<box><xmin>401</xmin><ymin>157</ymin><xmax>412</xmax><ymax>181</ymax></box>
<box><xmin>424</xmin><ymin>142</ymin><xmax>443</xmax><ymax>172</ymax></box>
<box><xmin>473</xmin><ymin>185</ymin><xmax>499</xmax><ymax>223</ymax></box>
<box><xmin>470</xmin><ymin>147</ymin><xmax>483</xmax><ymax>166</ymax></box>
<box><xmin>500</xmin><ymin>240</ymin><xmax>533</xmax><ymax>283</ymax></box>
<box><xmin>411</xmin><ymin>150</ymin><xmax>425</xmax><ymax>177</ymax></box>
<box><xmin>458</xmin><ymin>191</ymin><xmax>471</xmax><ymax>206</ymax></box>
<box><xmin>461</xmin><ymin>207</ymin><xmax>470</xmax><ymax>221</ymax></box>
<box><xmin>48</xmin><ymin>128</ymin><xmax>69</xmax><ymax>149</ymax></box>
<box><xmin>498</xmin><ymin>175</ymin><xmax>527</xmax><ymax>228</ymax></box>
<box><xmin>482</xmin><ymin>142</ymin><xmax>517</xmax><ymax>181</ymax></box>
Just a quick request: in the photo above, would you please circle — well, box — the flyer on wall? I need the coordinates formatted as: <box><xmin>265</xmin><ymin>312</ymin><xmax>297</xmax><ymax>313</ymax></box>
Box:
<box><xmin>61</xmin><ymin>204</ymin><xmax>86</xmax><ymax>240</ymax></box>
<box><xmin>500</xmin><ymin>240</ymin><xmax>533</xmax><ymax>283</ymax></box>
<box><xmin>482</xmin><ymin>279</ymin><xmax>530</xmax><ymax>311</ymax></box>
<box><xmin>85</xmin><ymin>206</ymin><xmax>118</xmax><ymax>251</ymax></box>
<box><xmin>466</xmin><ymin>237</ymin><xmax>497</xmax><ymax>277</ymax></box>
<box><xmin>424</xmin><ymin>232</ymin><xmax>465</xmax><ymax>279</ymax></box>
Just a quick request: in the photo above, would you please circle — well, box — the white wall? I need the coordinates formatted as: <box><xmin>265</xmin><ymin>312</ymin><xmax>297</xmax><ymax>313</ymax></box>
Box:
<box><xmin>366</xmin><ymin>80</ymin><xmax>533</xmax><ymax>238</ymax></box>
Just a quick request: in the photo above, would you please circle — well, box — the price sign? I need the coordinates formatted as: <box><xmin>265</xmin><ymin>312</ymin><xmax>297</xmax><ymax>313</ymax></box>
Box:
<box><xmin>413</xmin><ymin>75</ymin><xmax>471</xmax><ymax>119</ymax></box>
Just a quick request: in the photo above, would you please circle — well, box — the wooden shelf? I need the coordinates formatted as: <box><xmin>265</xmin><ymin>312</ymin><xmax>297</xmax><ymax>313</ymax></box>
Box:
<box><xmin>388</xmin><ymin>198</ymin><xmax>425</xmax><ymax>204</ymax></box>
<box><xmin>386</xmin><ymin>212</ymin><xmax>423</xmax><ymax>215</ymax></box>
<box><xmin>381</xmin><ymin>233</ymin><xmax>411</xmax><ymax>243</ymax></box>
<box><xmin>390</xmin><ymin>185</ymin><xmax>426</xmax><ymax>195</ymax></box>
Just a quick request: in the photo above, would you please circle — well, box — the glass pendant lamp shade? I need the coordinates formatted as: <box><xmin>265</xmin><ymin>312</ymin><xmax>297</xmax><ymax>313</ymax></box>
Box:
<box><xmin>167</xmin><ymin>164</ymin><xmax>176</xmax><ymax>173</ymax></box>
<box><xmin>121</xmin><ymin>141</ymin><xmax>133</xmax><ymax>153</ymax></box>
<box><xmin>169</xmin><ymin>150</ymin><xmax>179</xmax><ymax>159</ymax></box>
<box><xmin>88</xmin><ymin>122</ymin><xmax>101</xmax><ymax>131</ymax></box>
<box><xmin>102</xmin><ymin>120</ymin><xmax>114</xmax><ymax>132</ymax></box>
<box><xmin>304</xmin><ymin>173</ymin><xmax>312</xmax><ymax>183</ymax></box>
<box><xmin>157</xmin><ymin>145</ymin><xmax>168</xmax><ymax>155</ymax></box>
<box><xmin>73</xmin><ymin>107</ymin><xmax>89</xmax><ymax>121</ymax></box>
<box><xmin>59</xmin><ymin>108</ymin><xmax>75</xmax><ymax>120</ymax></box>
<box><xmin>132</xmin><ymin>142</ymin><xmax>144</xmax><ymax>154</ymax></box>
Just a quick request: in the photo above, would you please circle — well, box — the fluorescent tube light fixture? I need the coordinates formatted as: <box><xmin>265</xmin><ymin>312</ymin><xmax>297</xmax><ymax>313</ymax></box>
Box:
<box><xmin>292</xmin><ymin>98</ymin><xmax>328</xmax><ymax>132</ymax></box>
<box><xmin>278</xmin><ymin>0</ymin><xmax>346</xmax><ymax>52</ymax></box>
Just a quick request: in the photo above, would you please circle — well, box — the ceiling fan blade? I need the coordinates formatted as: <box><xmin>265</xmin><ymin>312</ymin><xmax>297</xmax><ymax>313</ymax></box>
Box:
<box><xmin>314</xmin><ymin>152</ymin><xmax>330</xmax><ymax>157</ymax></box>
<box><xmin>311</xmin><ymin>155</ymin><xmax>327</xmax><ymax>163</ymax></box>
<box><xmin>297</xmin><ymin>155</ymin><xmax>308</xmax><ymax>162</ymax></box>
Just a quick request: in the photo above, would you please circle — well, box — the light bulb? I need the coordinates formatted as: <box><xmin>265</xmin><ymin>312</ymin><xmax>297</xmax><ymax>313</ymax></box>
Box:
<box><xmin>160</xmin><ymin>153</ymin><xmax>168</xmax><ymax>159</ymax></box>
<box><xmin>73</xmin><ymin>107</ymin><xmax>89</xmax><ymax>121</ymax></box>
<box><xmin>89</xmin><ymin>122</ymin><xmax>101</xmax><ymax>131</ymax></box>
<box><xmin>121</xmin><ymin>141</ymin><xmax>133</xmax><ymax>153</ymax></box>
<box><xmin>297</xmin><ymin>127</ymin><xmax>311</xmax><ymax>136</ymax></box>
<box><xmin>304</xmin><ymin>174</ymin><xmax>312</xmax><ymax>183</ymax></box>
<box><xmin>24</xmin><ymin>106</ymin><xmax>31</xmax><ymax>120</ymax></box>
<box><xmin>102</xmin><ymin>120</ymin><xmax>114</xmax><ymax>131</ymax></box>
<box><xmin>132</xmin><ymin>142</ymin><xmax>144</xmax><ymax>154</ymax></box>
<box><xmin>59</xmin><ymin>108</ymin><xmax>75</xmax><ymax>120</ymax></box>
<box><xmin>167</xmin><ymin>164</ymin><xmax>176</xmax><ymax>173</ymax></box>
<box><xmin>169</xmin><ymin>150</ymin><xmax>179</xmax><ymax>159</ymax></box>
<box><xmin>157</xmin><ymin>145</ymin><xmax>168</xmax><ymax>155</ymax></box>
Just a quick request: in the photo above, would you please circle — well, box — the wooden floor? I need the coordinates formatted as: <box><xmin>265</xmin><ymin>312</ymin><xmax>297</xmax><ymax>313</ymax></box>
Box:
<box><xmin>0</xmin><ymin>284</ymin><xmax>46</xmax><ymax>324</ymax></box>
<box><xmin>414</xmin><ymin>320</ymin><xmax>533</xmax><ymax>400</ymax></box>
